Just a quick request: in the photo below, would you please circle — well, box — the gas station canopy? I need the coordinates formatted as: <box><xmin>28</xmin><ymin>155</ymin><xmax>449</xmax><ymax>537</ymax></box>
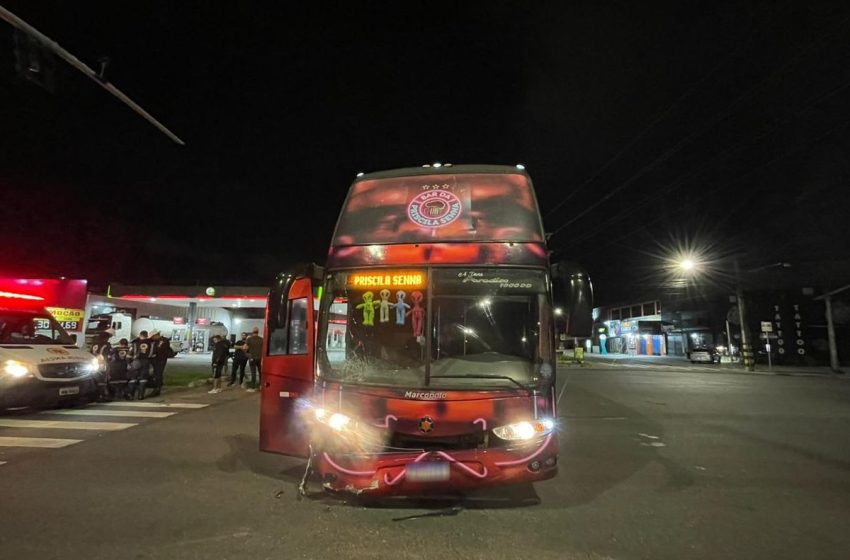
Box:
<box><xmin>106</xmin><ymin>283</ymin><xmax>268</xmax><ymax>308</ymax></box>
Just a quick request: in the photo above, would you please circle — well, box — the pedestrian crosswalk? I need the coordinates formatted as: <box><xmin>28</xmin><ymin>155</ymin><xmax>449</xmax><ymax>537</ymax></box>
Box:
<box><xmin>48</xmin><ymin>408</ymin><xmax>177</xmax><ymax>418</ymax></box>
<box><xmin>97</xmin><ymin>401</ymin><xmax>208</xmax><ymax>409</ymax></box>
<box><xmin>0</xmin><ymin>436</ymin><xmax>83</xmax><ymax>448</ymax></box>
<box><xmin>0</xmin><ymin>400</ymin><xmax>209</xmax><ymax>459</ymax></box>
<box><xmin>0</xmin><ymin>419</ymin><xmax>136</xmax><ymax>431</ymax></box>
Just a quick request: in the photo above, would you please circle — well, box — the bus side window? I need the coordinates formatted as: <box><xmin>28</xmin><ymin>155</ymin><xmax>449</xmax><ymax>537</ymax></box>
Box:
<box><xmin>287</xmin><ymin>298</ymin><xmax>308</xmax><ymax>355</ymax></box>
<box><xmin>268</xmin><ymin>280</ymin><xmax>289</xmax><ymax>356</ymax></box>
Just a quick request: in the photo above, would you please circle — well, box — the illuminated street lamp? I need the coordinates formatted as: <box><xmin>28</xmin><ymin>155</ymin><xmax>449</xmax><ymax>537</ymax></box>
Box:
<box><xmin>666</xmin><ymin>250</ymin><xmax>755</xmax><ymax>371</ymax></box>
<box><xmin>679</xmin><ymin>258</ymin><xmax>696</xmax><ymax>272</ymax></box>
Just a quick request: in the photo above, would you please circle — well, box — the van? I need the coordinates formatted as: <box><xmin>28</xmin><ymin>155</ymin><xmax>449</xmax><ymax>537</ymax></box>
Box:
<box><xmin>1</xmin><ymin>297</ymin><xmax>98</xmax><ymax>410</ymax></box>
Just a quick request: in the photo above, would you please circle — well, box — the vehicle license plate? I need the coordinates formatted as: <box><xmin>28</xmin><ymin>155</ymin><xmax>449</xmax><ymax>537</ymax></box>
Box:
<box><xmin>58</xmin><ymin>386</ymin><xmax>80</xmax><ymax>396</ymax></box>
<box><xmin>405</xmin><ymin>461</ymin><xmax>450</xmax><ymax>482</ymax></box>
<box><xmin>692</xmin><ymin>352</ymin><xmax>710</xmax><ymax>361</ymax></box>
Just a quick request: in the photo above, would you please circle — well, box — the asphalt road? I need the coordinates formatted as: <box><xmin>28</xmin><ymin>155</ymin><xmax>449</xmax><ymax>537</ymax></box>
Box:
<box><xmin>1</xmin><ymin>366</ymin><xmax>849</xmax><ymax>560</ymax></box>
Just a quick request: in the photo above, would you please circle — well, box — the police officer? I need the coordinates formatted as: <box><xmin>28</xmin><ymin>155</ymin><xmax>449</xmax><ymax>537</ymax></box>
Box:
<box><xmin>90</xmin><ymin>329</ymin><xmax>114</xmax><ymax>401</ymax></box>
<box><xmin>90</xmin><ymin>328</ymin><xmax>114</xmax><ymax>357</ymax></box>
<box><xmin>149</xmin><ymin>330</ymin><xmax>175</xmax><ymax>397</ymax></box>
<box><xmin>129</xmin><ymin>330</ymin><xmax>153</xmax><ymax>400</ymax></box>
<box><xmin>108</xmin><ymin>338</ymin><xmax>132</xmax><ymax>400</ymax></box>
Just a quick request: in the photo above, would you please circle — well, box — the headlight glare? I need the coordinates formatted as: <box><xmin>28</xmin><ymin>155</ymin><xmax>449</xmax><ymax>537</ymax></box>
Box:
<box><xmin>314</xmin><ymin>407</ymin><xmax>353</xmax><ymax>432</ymax></box>
<box><xmin>328</xmin><ymin>413</ymin><xmax>351</xmax><ymax>431</ymax></box>
<box><xmin>492</xmin><ymin>419</ymin><xmax>555</xmax><ymax>441</ymax></box>
<box><xmin>3</xmin><ymin>360</ymin><xmax>31</xmax><ymax>378</ymax></box>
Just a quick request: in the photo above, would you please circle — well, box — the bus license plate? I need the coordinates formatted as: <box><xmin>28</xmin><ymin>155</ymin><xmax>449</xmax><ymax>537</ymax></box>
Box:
<box><xmin>58</xmin><ymin>386</ymin><xmax>80</xmax><ymax>396</ymax></box>
<box><xmin>405</xmin><ymin>462</ymin><xmax>450</xmax><ymax>483</ymax></box>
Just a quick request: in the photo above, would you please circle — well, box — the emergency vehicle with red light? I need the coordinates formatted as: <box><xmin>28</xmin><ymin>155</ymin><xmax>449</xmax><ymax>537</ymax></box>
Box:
<box><xmin>0</xmin><ymin>290</ymin><xmax>99</xmax><ymax>409</ymax></box>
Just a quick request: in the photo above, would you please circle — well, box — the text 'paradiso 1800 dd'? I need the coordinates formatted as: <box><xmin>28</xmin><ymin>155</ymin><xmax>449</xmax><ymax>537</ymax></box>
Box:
<box><xmin>259</xmin><ymin>164</ymin><xmax>591</xmax><ymax>497</ymax></box>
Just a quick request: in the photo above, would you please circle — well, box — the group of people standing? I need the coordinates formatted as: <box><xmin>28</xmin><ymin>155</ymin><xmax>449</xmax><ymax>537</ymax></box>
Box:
<box><xmin>89</xmin><ymin>329</ymin><xmax>176</xmax><ymax>400</ymax></box>
<box><xmin>208</xmin><ymin>327</ymin><xmax>263</xmax><ymax>394</ymax></box>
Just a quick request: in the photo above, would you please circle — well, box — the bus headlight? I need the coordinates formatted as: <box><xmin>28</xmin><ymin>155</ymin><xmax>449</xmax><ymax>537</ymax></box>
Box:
<box><xmin>314</xmin><ymin>408</ymin><xmax>353</xmax><ymax>432</ymax></box>
<box><xmin>3</xmin><ymin>360</ymin><xmax>32</xmax><ymax>378</ymax></box>
<box><xmin>85</xmin><ymin>358</ymin><xmax>101</xmax><ymax>373</ymax></box>
<box><xmin>492</xmin><ymin>419</ymin><xmax>555</xmax><ymax>441</ymax></box>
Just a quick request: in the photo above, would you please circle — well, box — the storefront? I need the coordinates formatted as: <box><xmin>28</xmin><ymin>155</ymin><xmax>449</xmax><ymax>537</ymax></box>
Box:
<box><xmin>593</xmin><ymin>300</ymin><xmax>665</xmax><ymax>356</ymax></box>
<box><xmin>604</xmin><ymin>318</ymin><xmax>666</xmax><ymax>356</ymax></box>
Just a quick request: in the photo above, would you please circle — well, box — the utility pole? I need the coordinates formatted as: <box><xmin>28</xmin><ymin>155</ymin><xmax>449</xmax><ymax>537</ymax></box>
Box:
<box><xmin>734</xmin><ymin>260</ymin><xmax>755</xmax><ymax>372</ymax></box>
<box><xmin>824</xmin><ymin>295</ymin><xmax>840</xmax><ymax>373</ymax></box>
<box><xmin>725</xmin><ymin>318</ymin><xmax>733</xmax><ymax>356</ymax></box>
<box><xmin>814</xmin><ymin>284</ymin><xmax>849</xmax><ymax>374</ymax></box>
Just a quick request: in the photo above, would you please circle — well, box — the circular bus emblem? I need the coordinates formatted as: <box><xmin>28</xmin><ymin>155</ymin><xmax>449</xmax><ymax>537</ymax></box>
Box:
<box><xmin>407</xmin><ymin>190</ymin><xmax>462</xmax><ymax>228</ymax></box>
<box><xmin>418</xmin><ymin>416</ymin><xmax>435</xmax><ymax>433</ymax></box>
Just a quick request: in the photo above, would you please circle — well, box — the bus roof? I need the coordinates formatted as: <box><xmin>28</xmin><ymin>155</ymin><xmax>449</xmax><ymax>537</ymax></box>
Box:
<box><xmin>332</xmin><ymin>165</ymin><xmax>545</xmax><ymax>248</ymax></box>
<box><xmin>354</xmin><ymin>164</ymin><xmax>528</xmax><ymax>181</ymax></box>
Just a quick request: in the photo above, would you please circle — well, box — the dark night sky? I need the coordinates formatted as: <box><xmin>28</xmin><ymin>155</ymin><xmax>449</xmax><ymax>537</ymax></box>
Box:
<box><xmin>1</xmin><ymin>1</ymin><xmax>849</xmax><ymax>302</ymax></box>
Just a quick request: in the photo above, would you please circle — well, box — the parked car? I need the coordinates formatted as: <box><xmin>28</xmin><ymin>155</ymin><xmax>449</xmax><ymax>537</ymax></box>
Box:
<box><xmin>688</xmin><ymin>345</ymin><xmax>721</xmax><ymax>364</ymax></box>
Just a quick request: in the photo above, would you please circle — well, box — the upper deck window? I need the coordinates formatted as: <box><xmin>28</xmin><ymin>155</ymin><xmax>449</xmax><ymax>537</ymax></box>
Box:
<box><xmin>332</xmin><ymin>173</ymin><xmax>544</xmax><ymax>246</ymax></box>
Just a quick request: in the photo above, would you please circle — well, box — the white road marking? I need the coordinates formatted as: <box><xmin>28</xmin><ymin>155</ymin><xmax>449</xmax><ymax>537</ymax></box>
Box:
<box><xmin>0</xmin><ymin>419</ymin><xmax>137</xmax><ymax>431</ymax></box>
<box><xmin>638</xmin><ymin>433</ymin><xmax>660</xmax><ymax>439</ymax></box>
<box><xmin>0</xmin><ymin>436</ymin><xmax>82</xmax><ymax>448</ymax></box>
<box><xmin>556</xmin><ymin>379</ymin><xmax>569</xmax><ymax>405</ymax></box>
<box><xmin>0</xmin><ymin>461</ymin><xmax>7</xmax><ymax>466</ymax></box>
<box><xmin>46</xmin><ymin>409</ymin><xmax>176</xmax><ymax>419</ymax></box>
<box><xmin>97</xmin><ymin>402</ymin><xmax>208</xmax><ymax>409</ymax></box>
<box><xmin>641</xmin><ymin>441</ymin><xmax>667</xmax><ymax>447</ymax></box>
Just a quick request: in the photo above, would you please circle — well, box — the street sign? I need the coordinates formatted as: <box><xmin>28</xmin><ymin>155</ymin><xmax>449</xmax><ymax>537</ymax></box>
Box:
<box><xmin>761</xmin><ymin>321</ymin><xmax>773</xmax><ymax>332</ymax></box>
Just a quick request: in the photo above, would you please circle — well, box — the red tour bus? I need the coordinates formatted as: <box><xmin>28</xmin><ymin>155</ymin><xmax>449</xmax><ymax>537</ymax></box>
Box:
<box><xmin>259</xmin><ymin>164</ymin><xmax>561</xmax><ymax>496</ymax></box>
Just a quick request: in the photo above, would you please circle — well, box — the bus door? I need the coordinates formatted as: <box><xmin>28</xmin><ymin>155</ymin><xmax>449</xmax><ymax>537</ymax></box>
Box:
<box><xmin>259</xmin><ymin>272</ymin><xmax>318</xmax><ymax>457</ymax></box>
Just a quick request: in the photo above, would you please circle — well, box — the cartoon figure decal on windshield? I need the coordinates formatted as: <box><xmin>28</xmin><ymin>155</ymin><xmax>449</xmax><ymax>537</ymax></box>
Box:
<box><xmin>378</xmin><ymin>289</ymin><xmax>392</xmax><ymax>323</ymax></box>
<box><xmin>409</xmin><ymin>290</ymin><xmax>425</xmax><ymax>339</ymax></box>
<box><xmin>394</xmin><ymin>291</ymin><xmax>410</xmax><ymax>325</ymax></box>
<box><xmin>356</xmin><ymin>291</ymin><xmax>377</xmax><ymax>326</ymax></box>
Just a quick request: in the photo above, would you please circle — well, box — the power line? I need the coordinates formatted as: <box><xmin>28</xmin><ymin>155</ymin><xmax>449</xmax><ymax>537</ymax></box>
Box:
<box><xmin>552</xmin><ymin>46</ymin><xmax>850</xmax><ymax>255</ymax></box>
<box><xmin>0</xmin><ymin>5</ymin><xmax>185</xmax><ymax>145</ymax></box>
<box><xmin>542</xmin><ymin>18</ymin><xmax>763</xmax><ymax>221</ymax></box>
<box><xmin>545</xmin><ymin>8</ymin><xmax>850</xmax><ymax>241</ymax></box>
<box><xmin>566</xmin><ymin>112</ymin><xmax>850</xmax><ymax>260</ymax></box>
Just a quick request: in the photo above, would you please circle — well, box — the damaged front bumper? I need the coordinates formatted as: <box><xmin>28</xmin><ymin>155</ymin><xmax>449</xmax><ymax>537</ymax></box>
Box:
<box><xmin>318</xmin><ymin>433</ymin><xmax>558</xmax><ymax>496</ymax></box>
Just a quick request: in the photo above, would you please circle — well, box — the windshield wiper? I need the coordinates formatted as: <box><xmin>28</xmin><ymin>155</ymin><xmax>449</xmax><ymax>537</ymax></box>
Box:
<box><xmin>429</xmin><ymin>374</ymin><xmax>529</xmax><ymax>391</ymax></box>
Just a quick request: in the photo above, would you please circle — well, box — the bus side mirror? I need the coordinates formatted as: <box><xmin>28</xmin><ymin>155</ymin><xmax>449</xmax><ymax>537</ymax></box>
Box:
<box><xmin>551</xmin><ymin>260</ymin><xmax>594</xmax><ymax>338</ymax></box>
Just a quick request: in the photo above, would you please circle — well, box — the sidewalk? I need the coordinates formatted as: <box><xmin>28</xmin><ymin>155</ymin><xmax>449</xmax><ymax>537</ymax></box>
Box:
<box><xmin>579</xmin><ymin>352</ymin><xmax>846</xmax><ymax>377</ymax></box>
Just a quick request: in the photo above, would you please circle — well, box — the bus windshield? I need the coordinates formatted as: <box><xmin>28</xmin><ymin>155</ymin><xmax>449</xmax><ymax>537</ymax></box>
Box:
<box><xmin>317</xmin><ymin>268</ymin><xmax>553</xmax><ymax>389</ymax></box>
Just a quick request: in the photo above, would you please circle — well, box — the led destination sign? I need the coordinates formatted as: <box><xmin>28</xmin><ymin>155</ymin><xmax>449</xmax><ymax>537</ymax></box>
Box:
<box><xmin>348</xmin><ymin>271</ymin><xmax>426</xmax><ymax>290</ymax></box>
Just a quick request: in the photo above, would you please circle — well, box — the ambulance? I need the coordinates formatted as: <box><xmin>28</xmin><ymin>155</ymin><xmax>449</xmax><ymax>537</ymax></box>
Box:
<box><xmin>0</xmin><ymin>292</ymin><xmax>99</xmax><ymax>410</ymax></box>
